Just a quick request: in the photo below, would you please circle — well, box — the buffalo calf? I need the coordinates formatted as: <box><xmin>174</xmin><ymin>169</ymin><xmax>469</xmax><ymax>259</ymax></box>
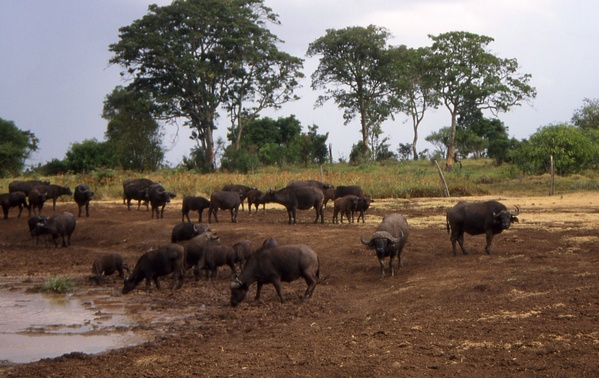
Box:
<box><xmin>122</xmin><ymin>244</ymin><xmax>185</xmax><ymax>294</ymax></box>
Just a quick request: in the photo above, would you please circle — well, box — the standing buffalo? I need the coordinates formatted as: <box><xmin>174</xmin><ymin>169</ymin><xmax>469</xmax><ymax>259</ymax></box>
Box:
<box><xmin>31</xmin><ymin>212</ymin><xmax>76</xmax><ymax>248</ymax></box>
<box><xmin>171</xmin><ymin>222</ymin><xmax>209</xmax><ymax>243</ymax></box>
<box><xmin>92</xmin><ymin>253</ymin><xmax>129</xmax><ymax>285</ymax></box>
<box><xmin>122</xmin><ymin>244</ymin><xmax>185</xmax><ymax>294</ymax></box>
<box><xmin>122</xmin><ymin>178</ymin><xmax>154</xmax><ymax>211</ymax></box>
<box><xmin>222</xmin><ymin>184</ymin><xmax>256</xmax><ymax>211</ymax></box>
<box><xmin>232</xmin><ymin>239</ymin><xmax>254</xmax><ymax>271</ymax></box>
<box><xmin>286</xmin><ymin>180</ymin><xmax>333</xmax><ymax>191</ymax></box>
<box><xmin>230</xmin><ymin>244</ymin><xmax>320</xmax><ymax>306</ymax></box>
<box><xmin>361</xmin><ymin>213</ymin><xmax>409</xmax><ymax>279</ymax></box>
<box><xmin>74</xmin><ymin>184</ymin><xmax>94</xmax><ymax>218</ymax></box>
<box><xmin>332</xmin><ymin>195</ymin><xmax>359</xmax><ymax>224</ymax></box>
<box><xmin>446</xmin><ymin>200</ymin><xmax>520</xmax><ymax>256</ymax></box>
<box><xmin>35</xmin><ymin>184</ymin><xmax>72</xmax><ymax>210</ymax></box>
<box><xmin>246</xmin><ymin>189</ymin><xmax>266</xmax><ymax>215</ymax></box>
<box><xmin>263</xmin><ymin>186</ymin><xmax>324</xmax><ymax>224</ymax></box>
<box><xmin>209</xmin><ymin>191</ymin><xmax>240</xmax><ymax>223</ymax></box>
<box><xmin>181</xmin><ymin>196</ymin><xmax>211</xmax><ymax>222</ymax></box>
<box><xmin>148</xmin><ymin>183</ymin><xmax>175</xmax><ymax>219</ymax></box>
<box><xmin>8</xmin><ymin>180</ymin><xmax>50</xmax><ymax>196</ymax></box>
<box><xmin>27</xmin><ymin>215</ymin><xmax>48</xmax><ymax>246</ymax></box>
<box><xmin>28</xmin><ymin>189</ymin><xmax>47</xmax><ymax>216</ymax></box>
<box><xmin>334</xmin><ymin>185</ymin><xmax>363</xmax><ymax>199</ymax></box>
<box><xmin>1</xmin><ymin>191</ymin><xmax>28</xmax><ymax>219</ymax></box>
<box><xmin>184</xmin><ymin>231</ymin><xmax>221</xmax><ymax>281</ymax></box>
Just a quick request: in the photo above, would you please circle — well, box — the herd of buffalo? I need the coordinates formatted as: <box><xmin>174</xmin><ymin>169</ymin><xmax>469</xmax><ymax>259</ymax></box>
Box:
<box><xmin>1</xmin><ymin>178</ymin><xmax>521</xmax><ymax>306</ymax></box>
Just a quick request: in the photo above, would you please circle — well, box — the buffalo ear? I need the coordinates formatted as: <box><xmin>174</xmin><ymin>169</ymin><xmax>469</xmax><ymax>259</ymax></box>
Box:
<box><xmin>511</xmin><ymin>216</ymin><xmax>519</xmax><ymax>223</ymax></box>
<box><xmin>230</xmin><ymin>282</ymin><xmax>241</xmax><ymax>290</ymax></box>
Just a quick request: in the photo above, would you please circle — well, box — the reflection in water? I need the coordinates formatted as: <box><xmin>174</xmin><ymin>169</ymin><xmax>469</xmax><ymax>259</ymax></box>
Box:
<box><xmin>0</xmin><ymin>290</ymin><xmax>147</xmax><ymax>364</ymax></box>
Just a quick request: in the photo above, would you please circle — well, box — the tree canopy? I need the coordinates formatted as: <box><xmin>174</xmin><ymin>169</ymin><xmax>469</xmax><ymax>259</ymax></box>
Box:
<box><xmin>307</xmin><ymin>25</ymin><xmax>394</xmax><ymax>155</ymax></box>
<box><xmin>428</xmin><ymin>31</ymin><xmax>536</xmax><ymax>170</ymax></box>
<box><xmin>102</xmin><ymin>86</ymin><xmax>165</xmax><ymax>171</ymax></box>
<box><xmin>109</xmin><ymin>0</ymin><xmax>302</xmax><ymax>172</ymax></box>
<box><xmin>0</xmin><ymin>118</ymin><xmax>38</xmax><ymax>177</ymax></box>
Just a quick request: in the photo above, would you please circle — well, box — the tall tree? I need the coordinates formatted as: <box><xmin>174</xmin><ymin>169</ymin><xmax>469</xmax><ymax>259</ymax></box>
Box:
<box><xmin>109</xmin><ymin>0</ymin><xmax>288</xmax><ymax>172</ymax></box>
<box><xmin>102</xmin><ymin>86</ymin><xmax>165</xmax><ymax>171</ymax></box>
<box><xmin>307</xmin><ymin>25</ymin><xmax>394</xmax><ymax>155</ymax></box>
<box><xmin>572</xmin><ymin>98</ymin><xmax>599</xmax><ymax>131</ymax></box>
<box><xmin>0</xmin><ymin>118</ymin><xmax>38</xmax><ymax>176</ymax></box>
<box><xmin>428</xmin><ymin>31</ymin><xmax>536</xmax><ymax>170</ymax></box>
<box><xmin>389</xmin><ymin>46</ymin><xmax>439</xmax><ymax>160</ymax></box>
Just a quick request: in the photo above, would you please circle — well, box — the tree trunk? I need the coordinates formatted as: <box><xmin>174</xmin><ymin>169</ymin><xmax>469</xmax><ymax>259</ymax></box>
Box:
<box><xmin>445</xmin><ymin>111</ymin><xmax>457</xmax><ymax>171</ymax></box>
<box><xmin>412</xmin><ymin>123</ymin><xmax>419</xmax><ymax>160</ymax></box>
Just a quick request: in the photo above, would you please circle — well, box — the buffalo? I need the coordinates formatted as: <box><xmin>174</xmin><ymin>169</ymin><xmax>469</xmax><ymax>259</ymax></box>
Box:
<box><xmin>334</xmin><ymin>185</ymin><xmax>363</xmax><ymax>199</ymax></box>
<box><xmin>8</xmin><ymin>180</ymin><xmax>50</xmax><ymax>196</ymax></box>
<box><xmin>184</xmin><ymin>231</ymin><xmax>221</xmax><ymax>281</ymax></box>
<box><xmin>31</xmin><ymin>212</ymin><xmax>77</xmax><ymax>248</ymax></box>
<box><xmin>353</xmin><ymin>196</ymin><xmax>374</xmax><ymax>223</ymax></box>
<box><xmin>28</xmin><ymin>189</ymin><xmax>47</xmax><ymax>216</ymax></box>
<box><xmin>27</xmin><ymin>215</ymin><xmax>48</xmax><ymax>246</ymax></box>
<box><xmin>222</xmin><ymin>184</ymin><xmax>256</xmax><ymax>211</ymax></box>
<box><xmin>171</xmin><ymin>222</ymin><xmax>209</xmax><ymax>243</ymax></box>
<box><xmin>35</xmin><ymin>184</ymin><xmax>72</xmax><ymax>210</ymax></box>
<box><xmin>361</xmin><ymin>213</ymin><xmax>409</xmax><ymax>279</ymax></box>
<box><xmin>202</xmin><ymin>245</ymin><xmax>239</xmax><ymax>280</ymax></box>
<box><xmin>332</xmin><ymin>195</ymin><xmax>359</xmax><ymax>224</ymax></box>
<box><xmin>263</xmin><ymin>186</ymin><xmax>324</xmax><ymax>224</ymax></box>
<box><xmin>1</xmin><ymin>191</ymin><xmax>28</xmax><ymax>219</ymax></box>
<box><xmin>246</xmin><ymin>189</ymin><xmax>266</xmax><ymax>215</ymax></box>
<box><xmin>181</xmin><ymin>196</ymin><xmax>211</xmax><ymax>222</ymax></box>
<box><xmin>446</xmin><ymin>200</ymin><xmax>520</xmax><ymax>256</ymax></box>
<box><xmin>122</xmin><ymin>244</ymin><xmax>185</xmax><ymax>294</ymax></box>
<box><xmin>122</xmin><ymin>178</ymin><xmax>153</xmax><ymax>211</ymax></box>
<box><xmin>232</xmin><ymin>239</ymin><xmax>254</xmax><ymax>271</ymax></box>
<box><xmin>286</xmin><ymin>180</ymin><xmax>333</xmax><ymax>191</ymax></box>
<box><xmin>209</xmin><ymin>191</ymin><xmax>241</xmax><ymax>223</ymax></box>
<box><xmin>148</xmin><ymin>183</ymin><xmax>175</xmax><ymax>219</ymax></box>
<box><xmin>74</xmin><ymin>184</ymin><xmax>94</xmax><ymax>218</ymax></box>
<box><xmin>92</xmin><ymin>253</ymin><xmax>129</xmax><ymax>285</ymax></box>
<box><xmin>230</xmin><ymin>243</ymin><xmax>320</xmax><ymax>306</ymax></box>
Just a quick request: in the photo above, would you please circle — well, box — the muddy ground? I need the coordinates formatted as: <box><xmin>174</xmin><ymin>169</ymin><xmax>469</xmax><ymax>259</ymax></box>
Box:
<box><xmin>0</xmin><ymin>192</ymin><xmax>598</xmax><ymax>377</ymax></box>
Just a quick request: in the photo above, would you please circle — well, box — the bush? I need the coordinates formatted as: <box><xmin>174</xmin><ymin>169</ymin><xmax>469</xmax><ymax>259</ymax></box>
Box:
<box><xmin>41</xmin><ymin>276</ymin><xmax>75</xmax><ymax>294</ymax></box>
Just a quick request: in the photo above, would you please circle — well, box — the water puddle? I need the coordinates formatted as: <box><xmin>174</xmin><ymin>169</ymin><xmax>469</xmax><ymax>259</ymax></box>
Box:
<box><xmin>0</xmin><ymin>289</ymin><xmax>148</xmax><ymax>364</ymax></box>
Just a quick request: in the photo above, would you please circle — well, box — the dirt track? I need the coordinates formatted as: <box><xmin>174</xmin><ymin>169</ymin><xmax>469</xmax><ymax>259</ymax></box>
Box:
<box><xmin>1</xmin><ymin>193</ymin><xmax>598</xmax><ymax>377</ymax></box>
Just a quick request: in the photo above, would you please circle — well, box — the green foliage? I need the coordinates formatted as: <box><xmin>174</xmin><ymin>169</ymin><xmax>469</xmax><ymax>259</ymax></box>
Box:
<box><xmin>0</xmin><ymin>117</ymin><xmax>39</xmax><ymax>176</ymax></box>
<box><xmin>428</xmin><ymin>31</ymin><xmax>536</xmax><ymax>169</ymax></box>
<box><xmin>571</xmin><ymin>98</ymin><xmax>599</xmax><ymax>131</ymax></box>
<box><xmin>510</xmin><ymin>124</ymin><xmax>595</xmax><ymax>175</ymax></box>
<box><xmin>102</xmin><ymin>86</ymin><xmax>165</xmax><ymax>171</ymax></box>
<box><xmin>41</xmin><ymin>276</ymin><xmax>75</xmax><ymax>294</ymax></box>
<box><xmin>109</xmin><ymin>0</ymin><xmax>300</xmax><ymax>172</ymax></box>
<box><xmin>307</xmin><ymin>25</ymin><xmax>394</xmax><ymax>152</ymax></box>
<box><xmin>64</xmin><ymin>139</ymin><xmax>117</xmax><ymax>174</ymax></box>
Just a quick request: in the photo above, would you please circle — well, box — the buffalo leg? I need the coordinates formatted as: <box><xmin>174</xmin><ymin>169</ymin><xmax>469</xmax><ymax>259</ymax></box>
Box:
<box><xmin>255</xmin><ymin>282</ymin><xmax>264</xmax><ymax>300</ymax></box>
<box><xmin>271</xmin><ymin>279</ymin><xmax>285</xmax><ymax>303</ymax></box>
<box><xmin>153</xmin><ymin>276</ymin><xmax>161</xmax><ymax>290</ymax></box>
<box><xmin>484</xmin><ymin>231</ymin><xmax>494</xmax><ymax>254</ymax></box>
<box><xmin>378</xmin><ymin>258</ymin><xmax>386</xmax><ymax>279</ymax></box>
<box><xmin>85</xmin><ymin>203</ymin><xmax>90</xmax><ymax>217</ymax></box>
<box><xmin>303</xmin><ymin>275</ymin><xmax>318</xmax><ymax>299</ymax></box>
<box><xmin>388</xmin><ymin>256</ymin><xmax>395</xmax><ymax>277</ymax></box>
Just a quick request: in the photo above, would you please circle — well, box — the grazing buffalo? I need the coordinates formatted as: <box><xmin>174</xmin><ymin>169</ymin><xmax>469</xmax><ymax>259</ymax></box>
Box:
<box><xmin>148</xmin><ymin>183</ymin><xmax>175</xmax><ymax>219</ymax></box>
<box><xmin>263</xmin><ymin>186</ymin><xmax>324</xmax><ymax>224</ymax></box>
<box><xmin>202</xmin><ymin>245</ymin><xmax>239</xmax><ymax>280</ymax></box>
<box><xmin>28</xmin><ymin>189</ymin><xmax>47</xmax><ymax>216</ymax></box>
<box><xmin>74</xmin><ymin>184</ymin><xmax>94</xmax><ymax>217</ymax></box>
<box><xmin>230</xmin><ymin>244</ymin><xmax>320</xmax><ymax>306</ymax></box>
<box><xmin>361</xmin><ymin>213</ymin><xmax>409</xmax><ymax>279</ymax></box>
<box><xmin>8</xmin><ymin>180</ymin><xmax>50</xmax><ymax>196</ymax></box>
<box><xmin>446</xmin><ymin>200</ymin><xmax>520</xmax><ymax>255</ymax></box>
<box><xmin>1</xmin><ymin>191</ymin><xmax>28</xmax><ymax>219</ymax></box>
<box><xmin>31</xmin><ymin>212</ymin><xmax>76</xmax><ymax>248</ymax></box>
<box><xmin>184</xmin><ymin>231</ymin><xmax>221</xmax><ymax>281</ymax></box>
<box><xmin>171</xmin><ymin>222</ymin><xmax>209</xmax><ymax>243</ymax></box>
<box><xmin>209</xmin><ymin>191</ymin><xmax>241</xmax><ymax>223</ymax></box>
<box><xmin>181</xmin><ymin>196</ymin><xmax>211</xmax><ymax>222</ymax></box>
<box><xmin>92</xmin><ymin>253</ymin><xmax>129</xmax><ymax>285</ymax></box>
<box><xmin>222</xmin><ymin>184</ymin><xmax>256</xmax><ymax>211</ymax></box>
<box><xmin>122</xmin><ymin>244</ymin><xmax>185</xmax><ymax>294</ymax></box>
<box><xmin>35</xmin><ymin>184</ymin><xmax>72</xmax><ymax>210</ymax></box>
<box><xmin>123</xmin><ymin>178</ymin><xmax>153</xmax><ymax>211</ymax></box>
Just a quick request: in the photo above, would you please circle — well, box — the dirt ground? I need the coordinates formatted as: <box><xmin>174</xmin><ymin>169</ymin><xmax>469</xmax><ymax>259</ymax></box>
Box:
<box><xmin>1</xmin><ymin>192</ymin><xmax>598</xmax><ymax>377</ymax></box>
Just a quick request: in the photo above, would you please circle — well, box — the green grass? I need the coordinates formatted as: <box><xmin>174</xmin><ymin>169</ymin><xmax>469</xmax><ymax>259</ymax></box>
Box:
<box><xmin>41</xmin><ymin>276</ymin><xmax>75</xmax><ymax>294</ymax></box>
<box><xmin>2</xmin><ymin>158</ymin><xmax>598</xmax><ymax>200</ymax></box>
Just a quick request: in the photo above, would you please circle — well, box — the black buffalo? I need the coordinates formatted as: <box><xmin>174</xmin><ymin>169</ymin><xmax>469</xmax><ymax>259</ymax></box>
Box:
<box><xmin>35</xmin><ymin>184</ymin><xmax>72</xmax><ymax>210</ymax></box>
<box><xmin>222</xmin><ymin>184</ymin><xmax>256</xmax><ymax>211</ymax></box>
<box><xmin>27</xmin><ymin>189</ymin><xmax>47</xmax><ymax>216</ymax></box>
<box><xmin>181</xmin><ymin>196</ymin><xmax>211</xmax><ymax>222</ymax></box>
<box><xmin>8</xmin><ymin>180</ymin><xmax>50</xmax><ymax>196</ymax></box>
<box><xmin>361</xmin><ymin>213</ymin><xmax>409</xmax><ymax>279</ymax></box>
<box><xmin>286</xmin><ymin>180</ymin><xmax>333</xmax><ymax>190</ymax></box>
<box><xmin>122</xmin><ymin>178</ymin><xmax>153</xmax><ymax>211</ymax></box>
<box><xmin>171</xmin><ymin>222</ymin><xmax>209</xmax><ymax>243</ymax></box>
<box><xmin>334</xmin><ymin>185</ymin><xmax>363</xmax><ymax>199</ymax></box>
<box><xmin>31</xmin><ymin>212</ymin><xmax>76</xmax><ymax>248</ymax></box>
<box><xmin>230</xmin><ymin>243</ymin><xmax>320</xmax><ymax>306</ymax></box>
<box><xmin>184</xmin><ymin>231</ymin><xmax>221</xmax><ymax>281</ymax></box>
<box><xmin>148</xmin><ymin>183</ymin><xmax>174</xmax><ymax>219</ymax></box>
<box><xmin>209</xmin><ymin>191</ymin><xmax>241</xmax><ymax>223</ymax></box>
<box><xmin>1</xmin><ymin>191</ymin><xmax>28</xmax><ymax>219</ymax></box>
<box><xmin>446</xmin><ymin>200</ymin><xmax>520</xmax><ymax>255</ymax></box>
<box><xmin>263</xmin><ymin>186</ymin><xmax>324</xmax><ymax>224</ymax></box>
<box><xmin>92</xmin><ymin>253</ymin><xmax>129</xmax><ymax>285</ymax></box>
<box><xmin>122</xmin><ymin>244</ymin><xmax>185</xmax><ymax>293</ymax></box>
<box><xmin>74</xmin><ymin>184</ymin><xmax>94</xmax><ymax>217</ymax></box>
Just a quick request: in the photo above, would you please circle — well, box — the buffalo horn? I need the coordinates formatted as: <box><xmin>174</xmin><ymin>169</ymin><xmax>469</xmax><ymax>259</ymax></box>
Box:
<box><xmin>359</xmin><ymin>232</ymin><xmax>371</xmax><ymax>246</ymax></box>
<box><xmin>511</xmin><ymin>205</ymin><xmax>521</xmax><ymax>216</ymax></box>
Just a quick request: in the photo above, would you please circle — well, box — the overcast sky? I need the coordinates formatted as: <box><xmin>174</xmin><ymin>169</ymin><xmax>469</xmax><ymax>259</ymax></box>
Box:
<box><xmin>1</xmin><ymin>0</ymin><xmax>598</xmax><ymax>167</ymax></box>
